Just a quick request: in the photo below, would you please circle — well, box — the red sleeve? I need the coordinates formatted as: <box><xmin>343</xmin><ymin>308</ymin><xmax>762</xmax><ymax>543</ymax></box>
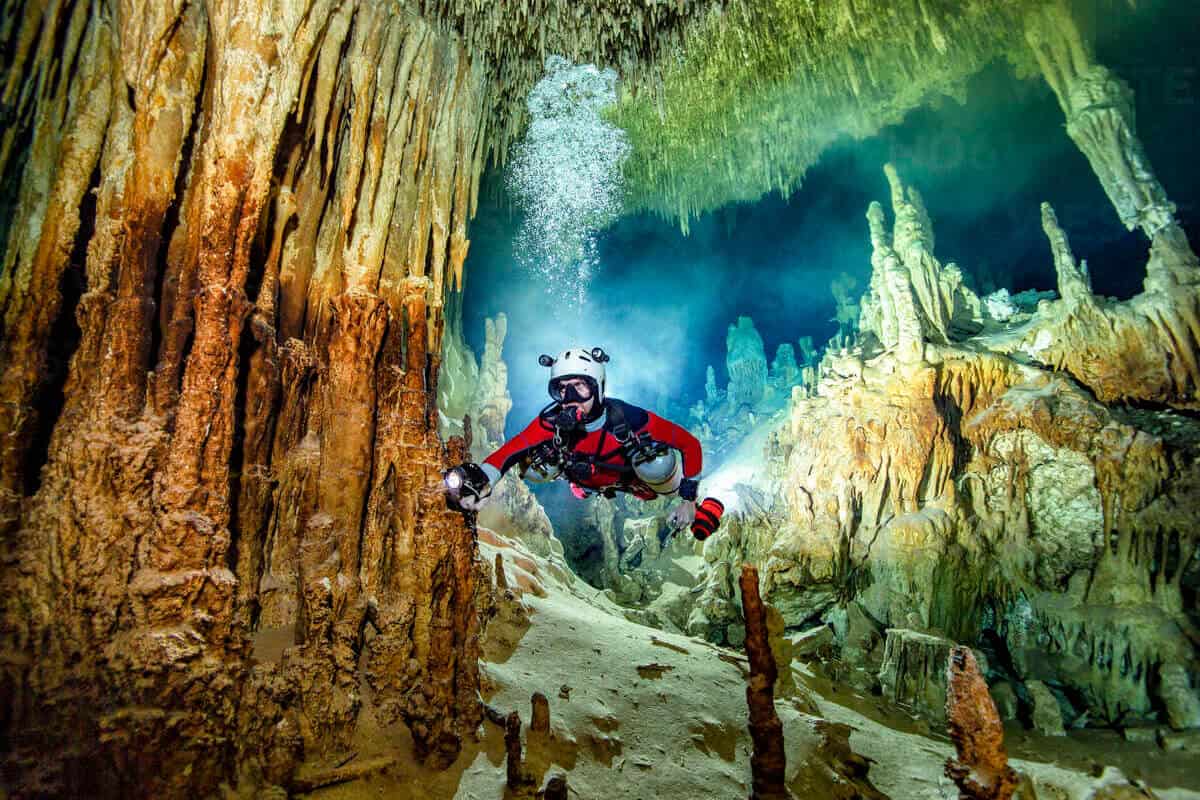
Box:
<box><xmin>483</xmin><ymin>416</ymin><xmax>555</xmax><ymax>476</ymax></box>
<box><xmin>641</xmin><ymin>412</ymin><xmax>703</xmax><ymax>478</ymax></box>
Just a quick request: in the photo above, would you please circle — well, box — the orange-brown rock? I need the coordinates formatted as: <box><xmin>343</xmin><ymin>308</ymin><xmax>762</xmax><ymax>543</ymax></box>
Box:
<box><xmin>944</xmin><ymin>647</ymin><xmax>1018</xmax><ymax>800</ymax></box>
<box><xmin>0</xmin><ymin>1</ymin><xmax>489</xmax><ymax>795</ymax></box>
<box><xmin>739</xmin><ymin>564</ymin><xmax>788</xmax><ymax>800</ymax></box>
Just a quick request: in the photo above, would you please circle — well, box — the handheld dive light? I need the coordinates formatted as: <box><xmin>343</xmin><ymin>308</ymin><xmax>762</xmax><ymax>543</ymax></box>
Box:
<box><xmin>443</xmin><ymin>462</ymin><xmax>490</xmax><ymax>512</ymax></box>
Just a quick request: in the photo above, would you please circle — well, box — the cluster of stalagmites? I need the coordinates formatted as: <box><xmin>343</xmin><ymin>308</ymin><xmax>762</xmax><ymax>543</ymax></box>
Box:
<box><xmin>688</xmin><ymin>318</ymin><xmax>819</xmax><ymax>457</ymax></box>
<box><xmin>683</xmin><ymin>159</ymin><xmax>1200</xmax><ymax>740</ymax></box>
<box><xmin>675</xmin><ymin>6</ymin><xmax>1200</xmax><ymax>750</ymax></box>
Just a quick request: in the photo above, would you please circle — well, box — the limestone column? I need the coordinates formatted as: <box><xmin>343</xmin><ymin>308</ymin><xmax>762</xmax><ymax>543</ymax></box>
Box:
<box><xmin>1025</xmin><ymin>1</ymin><xmax>1198</xmax><ymax>289</ymax></box>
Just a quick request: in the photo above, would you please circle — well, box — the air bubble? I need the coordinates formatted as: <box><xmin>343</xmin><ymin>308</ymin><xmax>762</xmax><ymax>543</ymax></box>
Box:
<box><xmin>507</xmin><ymin>56</ymin><xmax>630</xmax><ymax>316</ymax></box>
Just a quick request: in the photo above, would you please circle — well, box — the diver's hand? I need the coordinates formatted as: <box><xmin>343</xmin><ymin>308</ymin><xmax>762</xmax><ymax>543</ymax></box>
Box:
<box><xmin>667</xmin><ymin>500</ymin><xmax>695</xmax><ymax>531</ymax></box>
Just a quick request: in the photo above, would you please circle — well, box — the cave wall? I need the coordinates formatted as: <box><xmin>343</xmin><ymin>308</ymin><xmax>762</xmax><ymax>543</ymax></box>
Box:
<box><xmin>0</xmin><ymin>1</ymin><xmax>487</xmax><ymax>794</ymax></box>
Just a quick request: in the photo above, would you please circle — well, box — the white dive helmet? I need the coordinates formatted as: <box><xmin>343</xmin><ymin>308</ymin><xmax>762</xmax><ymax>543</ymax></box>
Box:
<box><xmin>541</xmin><ymin>347</ymin><xmax>609</xmax><ymax>403</ymax></box>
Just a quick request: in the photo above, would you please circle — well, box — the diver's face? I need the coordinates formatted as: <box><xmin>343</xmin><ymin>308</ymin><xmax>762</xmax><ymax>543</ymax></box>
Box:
<box><xmin>558</xmin><ymin>378</ymin><xmax>595</xmax><ymax>416</ymax></box>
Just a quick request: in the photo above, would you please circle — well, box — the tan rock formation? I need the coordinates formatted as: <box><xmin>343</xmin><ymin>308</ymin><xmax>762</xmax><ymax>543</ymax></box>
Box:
<box><xmin>694</xmin><ymin>162</ymin><xmax>1199</xmax><ymax>731</ymax></box>
<box><xmin>858</xmin><ymin>164</ymin><xmax>982</xmax><ymax>359</ymax></box>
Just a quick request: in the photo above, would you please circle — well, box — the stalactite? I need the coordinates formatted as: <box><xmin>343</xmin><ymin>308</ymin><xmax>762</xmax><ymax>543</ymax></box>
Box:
<box><xmin>613</xmin><ymin>0</ymin><xmax>1047</xmax><ymax>223</ymax></box>
<box><xmin>0</xmin><ymin>0</ymin><xmax>112</xmax><ymax>524</ymax></box>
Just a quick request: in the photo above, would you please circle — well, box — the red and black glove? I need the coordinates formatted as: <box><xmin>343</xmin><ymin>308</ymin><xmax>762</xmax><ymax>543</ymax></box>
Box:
<box><xmin>691</xmin><ymin>497</ymin><xmax>724</xmax><ymax>541</ymax></box>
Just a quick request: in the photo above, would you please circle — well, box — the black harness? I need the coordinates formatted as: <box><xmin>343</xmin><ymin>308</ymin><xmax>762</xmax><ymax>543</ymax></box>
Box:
<box><xmin>520</xmin><ymin>400</ymin><xmax>667</xmax><ymax>496</ymax></box>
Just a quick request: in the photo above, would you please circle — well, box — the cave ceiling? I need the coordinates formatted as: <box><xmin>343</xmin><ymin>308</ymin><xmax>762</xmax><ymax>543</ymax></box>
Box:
<box><xmin>421</xmin><ymin>0</ymin><xmax>1147</xmax><ymax>228</ymax></box>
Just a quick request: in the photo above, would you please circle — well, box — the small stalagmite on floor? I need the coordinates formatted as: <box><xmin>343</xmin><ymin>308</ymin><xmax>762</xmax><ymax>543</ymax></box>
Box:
<box><xmin>739</xmin><ymin>563</ymin><xmax>789</xmax><ymax>800</ymax></box>
<box><xmin>944</xmin><ymin>646</ymin><xmax>1019</xmax><ymax>800</ymax></box>
<box><xmin>531</xmin><ymin>692</ymin><xmax>551</xmax><ymax>735</ymax></box>
<box><xmin>506</xmin><ymin>710</ymin><xmax>525</xmax><ymax>790</ymax></box>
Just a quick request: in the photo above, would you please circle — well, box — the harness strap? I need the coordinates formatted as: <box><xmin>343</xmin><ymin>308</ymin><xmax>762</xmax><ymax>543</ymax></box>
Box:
<box><xmin>605</xmin><ymin>399</ymin><xmax>633</xmax><ymax>444</ymax></box>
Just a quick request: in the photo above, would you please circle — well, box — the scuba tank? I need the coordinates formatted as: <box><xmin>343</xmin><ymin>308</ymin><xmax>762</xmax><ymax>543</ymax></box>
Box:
<box><xmin>632</xmin><ymin>448</ymin><xmax>682</xmax><ymax>494</ymax></box>
<box><xmin>607</xmin><ymin>399</ymin><xmax>682</xmax><ymax>495</ymax></box>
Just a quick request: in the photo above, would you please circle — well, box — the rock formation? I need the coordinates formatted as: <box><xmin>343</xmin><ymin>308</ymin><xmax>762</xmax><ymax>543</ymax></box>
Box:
<box><xmin>944</xmin><ymin>647</ymin><xmax>1018</xmax><ymax>800</ymax></box>
<box><xmin>688</xmin><ymin>153</ymin><xmax>1199</xmax><ymax>735</ymax></box>
<box><xmin>612</xmin><ymin>0</ymin><xmax>1052</xmax><ymax>227</ymax></box>
<box><xmin>439</xmin><ymin>311</ymin><xmax>556</xmax><ymax>554</ymax></box>
<box><xmin>1005</xmin><ymin>2</ymin><xmax>1200</xmax><ymax>409</ymax></box>
<box><xmin>726</xmin><ymin>316</ymin><xmax>769</xmax><ymax>409</ymax></box>
<box><xmin>858</xmin><ymin>164</ymin><xmax>983</xmax><ymax>357</ymax></box>
<box><xmin>739</xmin><ymin>564</ymin><xmax>788</xmax><ymax>800</ymax></box>
<box><xmin>879</xmin><ymin>629</ymin><xmax>986</xmax><ymax>723</ymax></box>
<box><xmin>0</xmin><ymin>2</ymin><xmax>499</xmax><ymax>793</ymax></box>
<box><xmin>771</xmin><ymin>343</ymin><xmax>799</xmax><ymax>386</ymax></box>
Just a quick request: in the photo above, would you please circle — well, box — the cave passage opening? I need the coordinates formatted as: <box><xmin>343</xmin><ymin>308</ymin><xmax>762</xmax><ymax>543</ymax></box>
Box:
<box><xmin>463</xmin><ymin>59</ymin><xmax>1199</xmax><ymax>444</ymax></box>
<box><xmin>459</xmin><ymin>9</ymin><xmax>1200</xmax><ymax>583</ymax></box>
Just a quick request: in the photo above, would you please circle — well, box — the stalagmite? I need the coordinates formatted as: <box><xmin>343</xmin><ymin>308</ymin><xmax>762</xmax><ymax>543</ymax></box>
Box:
<box><xmin>1040</xmin><ymin>203</ymin><xmax>1094</xmax><ymax>307</ymax></box>
<box><xmin>726</xmin><ymin>316</ymin><xmax>769</xmax><ymax>408</ymax></box>
<box><xmin>944</xmin><ymin>647</ymin><xmax>1018</xmax><ymax>800</ymax></box>
<box><xmin>531</xmin><ymin>692</ymin><xmax>551</xmax><ymax>734</ymax></box>
<box><xmin>497</xmin><ymin>552</ymin><xmax>510</xmax><ymax>591</ymax></box>
<box><xmin>739</xmin><ymin>564</ymin><xmax>788</xmax><ymax>800</ymax></box>
<box><xmin>506</xmin><ymin>710</ymin><xmax>527</xmax><ymax>789</ymax></box>
<box><xmin>1027</xmin><ymin>681</ymin><xmax>1067</xmax><ymax>737</ymax></box>
<box><xmin>473</xmin><ymin>313</ymin><xmax>513</xmax><ymax>447</ymax></box>
<box><xmin>858</xmin><ymin>165</ymin><xmax>982</xmax><ymax>359</ymax></box>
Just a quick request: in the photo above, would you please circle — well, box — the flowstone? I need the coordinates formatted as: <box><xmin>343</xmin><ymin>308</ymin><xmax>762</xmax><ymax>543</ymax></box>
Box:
<box><xmin>877</xmin><ymin>629</ymin><xmax>988</xmax><ymax>723</ymax></box>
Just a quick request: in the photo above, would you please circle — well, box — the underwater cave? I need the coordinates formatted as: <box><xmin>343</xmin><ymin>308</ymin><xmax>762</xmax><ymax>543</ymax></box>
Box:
<box><xmin>1</xmin><ymin>0</ymin><xmax>1199</xmax><ymax>798</ymax></box>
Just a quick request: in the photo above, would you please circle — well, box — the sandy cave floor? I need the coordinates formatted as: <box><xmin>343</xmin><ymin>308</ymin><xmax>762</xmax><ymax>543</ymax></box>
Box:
<box><xmin>297</xmin><ymin>528</ymin><xmax>1200</xmax><ymax>800</ymax></box>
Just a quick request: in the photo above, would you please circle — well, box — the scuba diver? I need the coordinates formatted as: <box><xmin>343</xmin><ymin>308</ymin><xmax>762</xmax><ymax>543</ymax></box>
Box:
<box><xmin>443</xmin><ymin>347</ymin><xmax>724</xmax><ymax>541</ymax></box>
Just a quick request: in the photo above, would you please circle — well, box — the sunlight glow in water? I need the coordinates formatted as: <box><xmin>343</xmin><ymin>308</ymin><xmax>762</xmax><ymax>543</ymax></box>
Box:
<box><xmin>507</xmin><ymin>56</ymin><xmax>629</xmax><ymax>314</ymax></box>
